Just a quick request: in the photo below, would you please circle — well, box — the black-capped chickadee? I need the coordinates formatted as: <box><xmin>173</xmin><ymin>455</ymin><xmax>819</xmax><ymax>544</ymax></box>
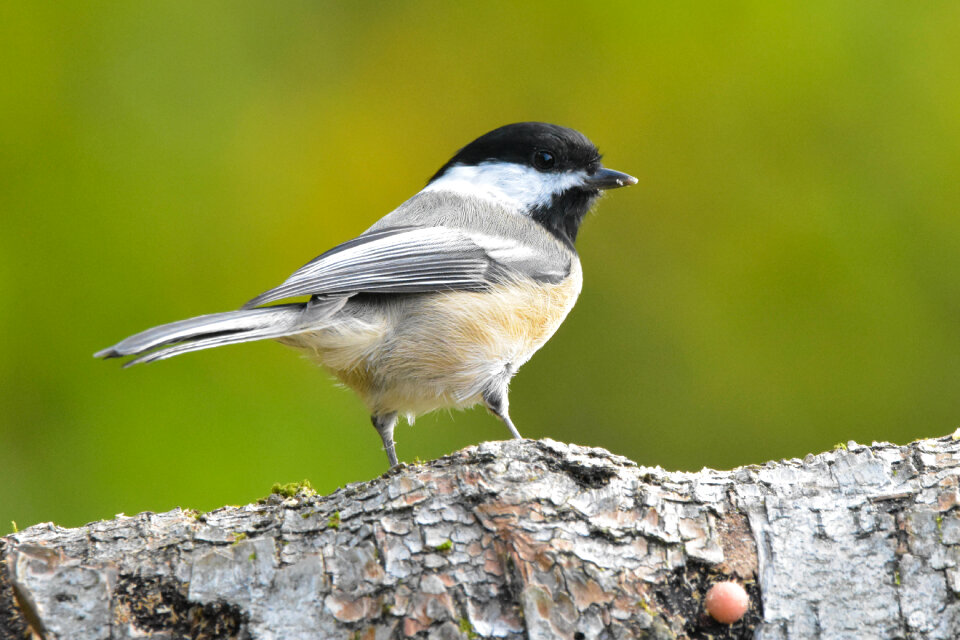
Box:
<box><xmin>97</xmin><ymin>122</ymin><xmax>636</xmax><ymax>467</ymax></box>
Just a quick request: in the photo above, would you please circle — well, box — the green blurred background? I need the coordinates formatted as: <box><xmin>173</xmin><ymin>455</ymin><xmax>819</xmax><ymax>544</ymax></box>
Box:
<box><xmin>3</xmin><ymin>2</ymin><xmax>960</xmax><ymax>530</ymax></box>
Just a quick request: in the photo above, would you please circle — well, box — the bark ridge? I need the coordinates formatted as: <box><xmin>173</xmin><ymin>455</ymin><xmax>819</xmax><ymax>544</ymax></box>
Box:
<box><xmin>3</xmin><ymin>435</ymin><xmax>960</xmax><ymax>639</ymax></box>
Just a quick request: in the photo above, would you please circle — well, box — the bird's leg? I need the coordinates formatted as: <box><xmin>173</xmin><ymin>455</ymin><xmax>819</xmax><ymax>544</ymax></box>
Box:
<box><xmin>483</xmin><ymin>389</ymin><xmax>523</xmax><ymax>440</ymax></box>
<box><xmin>371</xmin><ymin>412</ymin><xmax>400</xmax><ymax>467</ymax></box>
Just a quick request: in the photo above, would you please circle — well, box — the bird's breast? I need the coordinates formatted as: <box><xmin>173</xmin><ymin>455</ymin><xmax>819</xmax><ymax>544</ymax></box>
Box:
<box><xmin>283</xmin><ymin>261</ymin><xmax>583</xmax><ymax>416</ymax></box>
<box><xmin>413</xmin><ymin>260</ymin><xmax>583</xmax><ymax>368</ymax></box>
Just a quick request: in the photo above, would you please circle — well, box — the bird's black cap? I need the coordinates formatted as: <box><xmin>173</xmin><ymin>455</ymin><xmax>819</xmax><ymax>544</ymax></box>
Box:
<box><xmin>429</xmin><ymin>122</ymin><xmax>603</xmax><ymax>182</ymax></box>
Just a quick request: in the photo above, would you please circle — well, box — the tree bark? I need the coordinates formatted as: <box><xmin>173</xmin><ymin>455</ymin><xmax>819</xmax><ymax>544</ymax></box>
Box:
<box><xmin>3</xmin><ymin>434</ymin><xmax>960</xmax><ymax>640</ymax></box>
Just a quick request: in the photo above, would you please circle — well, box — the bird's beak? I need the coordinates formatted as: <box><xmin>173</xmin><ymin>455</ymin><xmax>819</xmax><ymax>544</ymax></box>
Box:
<box><xmin>585</xmin><ymin>168</ymin><xmax>638</xmax><ymax>190</ymax></box>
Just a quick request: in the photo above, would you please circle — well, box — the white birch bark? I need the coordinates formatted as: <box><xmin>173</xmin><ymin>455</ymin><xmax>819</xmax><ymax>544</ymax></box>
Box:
<box><xmin>3</xmin><ymin>434</ymin><xmax>959</xmax><ymax>639</ymax></box>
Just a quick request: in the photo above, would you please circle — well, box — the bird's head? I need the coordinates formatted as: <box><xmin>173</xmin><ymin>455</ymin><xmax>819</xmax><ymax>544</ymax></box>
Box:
<box><xmin>425</xmin><ymin>122</ymin><xmax>636</xmax><ymax>247</ymax></box>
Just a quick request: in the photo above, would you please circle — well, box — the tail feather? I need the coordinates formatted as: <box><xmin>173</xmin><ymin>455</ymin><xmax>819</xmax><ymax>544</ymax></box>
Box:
<box><xmin>122</xmin><ymin>321</ymin><xmax>302</xmax><ymax>367</ymax></box>
<box><xmin>95</xmin><ymin>297</ymin><xmax>347</xmax><ymax>365</ymax></box>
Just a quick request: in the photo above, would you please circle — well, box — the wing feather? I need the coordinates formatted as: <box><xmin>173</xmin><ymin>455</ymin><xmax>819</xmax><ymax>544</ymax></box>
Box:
<box><xmin>243</xmin><ymin>226</ymin><xmax>531</xmax><ymax>308</ymax></box>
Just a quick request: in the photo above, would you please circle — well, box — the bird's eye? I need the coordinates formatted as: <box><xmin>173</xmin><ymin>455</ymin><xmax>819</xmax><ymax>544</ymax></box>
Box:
<box><xmin>532</xmin><ymin>150</ymin><xmax>555</xmax><ymax>170</ymax></box>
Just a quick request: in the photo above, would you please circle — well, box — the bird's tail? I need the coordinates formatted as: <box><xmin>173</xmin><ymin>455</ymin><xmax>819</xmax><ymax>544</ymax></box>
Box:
<box><xmin>95</xmin><ymin>298</ymin><xmax>346</xmax><ymax>367</ymax></box>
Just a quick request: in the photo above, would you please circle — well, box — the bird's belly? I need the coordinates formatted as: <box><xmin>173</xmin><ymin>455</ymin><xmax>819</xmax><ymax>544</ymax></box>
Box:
<box><xmin>282</xmin><ymin>266</ymin><xmax>582</xmax><ymax>417</ymax></box>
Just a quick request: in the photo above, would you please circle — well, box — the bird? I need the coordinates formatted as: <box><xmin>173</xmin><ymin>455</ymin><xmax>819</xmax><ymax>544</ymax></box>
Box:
<box><xmin>96</xmin><ymin>122</ymin><xmax>637</xmax><ymax>467</ymax></box>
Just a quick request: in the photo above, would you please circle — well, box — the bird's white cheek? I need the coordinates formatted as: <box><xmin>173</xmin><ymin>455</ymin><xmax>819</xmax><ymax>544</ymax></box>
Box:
<box><xmin>424</xmin><ymin>162</ymin><xmax>587</xmax><ymax>213</ymax></box>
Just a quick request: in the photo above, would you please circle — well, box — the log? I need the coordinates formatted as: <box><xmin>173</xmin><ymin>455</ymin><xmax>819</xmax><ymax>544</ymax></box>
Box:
<box><xmin>2</xmin><ymin>434</ymin><xmax>960</xmax><ymax>640</ymax></box>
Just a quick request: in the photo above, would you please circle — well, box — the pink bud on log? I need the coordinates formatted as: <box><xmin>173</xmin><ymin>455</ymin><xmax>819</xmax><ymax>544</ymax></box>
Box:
<box><xmin>705</xmin><ymin>581</ymin><xmax>749</xmax><ymax>624</ymax></box>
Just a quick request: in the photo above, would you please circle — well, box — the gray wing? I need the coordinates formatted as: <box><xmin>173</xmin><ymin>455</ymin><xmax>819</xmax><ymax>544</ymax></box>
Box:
<box><xmin>243</xmin><ymin>225</ymin><xmax>567</xmax><ymax>309</ymax></box>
